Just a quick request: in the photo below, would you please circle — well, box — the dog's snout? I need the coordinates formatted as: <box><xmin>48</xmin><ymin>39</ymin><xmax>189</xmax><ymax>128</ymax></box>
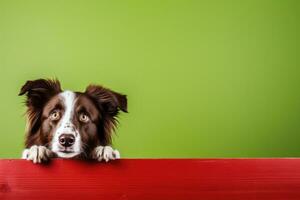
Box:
<box><xmin>64</xmin><ymin>123</ymin><xmax>75</xmax><ymax>130</ymax></box>
<box><xmin>59</xmin><ymin>134</ymin><xmax>75</xmax><ymax>147</ymax></box>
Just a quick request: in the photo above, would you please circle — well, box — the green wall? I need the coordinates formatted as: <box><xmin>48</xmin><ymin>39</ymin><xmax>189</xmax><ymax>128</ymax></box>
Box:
<box><xmin>0</xmin><ymin>0</ymin><xmax>299</xmax><ymax>158</ymax></box>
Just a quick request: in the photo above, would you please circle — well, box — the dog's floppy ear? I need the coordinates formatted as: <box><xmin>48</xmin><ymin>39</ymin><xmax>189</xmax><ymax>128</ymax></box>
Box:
<box><xmin>85</xmin><ymin>85</ymin><xmax>127</xmax><ymax>145</ymax></box>
<box><xmin>19</xmin><ymin>79</ymin><xmax>62</xmax><ymax>143</ymax></box>
<box><xmin>85</xmin><ymin>85</ymin><xmax>127</xmax><ymax>115</ymax></box>
<box><xmin>19</xmin><ymin>78</ymin><xmax>62</xmax><ymax>109</ymax></box>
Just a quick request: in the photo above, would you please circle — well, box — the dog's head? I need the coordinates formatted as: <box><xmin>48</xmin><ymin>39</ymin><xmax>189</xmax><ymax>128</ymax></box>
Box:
<box><xmin>19</xmin><ymin>79</ymin><xmax>127</xmax><ymax>158</ymax></box>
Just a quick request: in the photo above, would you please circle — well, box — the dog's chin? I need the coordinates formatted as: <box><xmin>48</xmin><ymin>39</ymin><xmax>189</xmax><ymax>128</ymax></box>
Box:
<box><xmin>55</xmin><ymin>151</ymin><xmax>80</xmax><ymax>158</ymax></box>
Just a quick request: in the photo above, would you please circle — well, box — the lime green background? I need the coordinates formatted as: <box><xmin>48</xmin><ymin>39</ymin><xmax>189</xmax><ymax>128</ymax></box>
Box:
<box><xmin>0</xmin><ymin>0</ymin><xmax>299</xmax><ymax>158</ymax></box>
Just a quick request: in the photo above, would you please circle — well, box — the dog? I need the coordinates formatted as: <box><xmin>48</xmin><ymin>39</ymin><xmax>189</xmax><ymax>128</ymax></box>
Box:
<box><xmin>19</xmin><ymin>79</ymin><xmax>127</xmax><ymax>163</ymax></box>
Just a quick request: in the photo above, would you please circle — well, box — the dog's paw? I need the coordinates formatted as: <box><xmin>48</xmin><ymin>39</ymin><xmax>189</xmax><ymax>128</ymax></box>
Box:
<box><xmin>22</xmin><ymin>145</ymin><xmax>53</xmax><ymax>164</ymax></box>
<box><xmin>92</xmin><ymin>146</ymin><xmax>120</xmax><ymax>162</ymax></box>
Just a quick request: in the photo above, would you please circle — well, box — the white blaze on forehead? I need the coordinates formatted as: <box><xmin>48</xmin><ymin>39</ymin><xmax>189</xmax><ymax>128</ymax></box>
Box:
<box><xmin>59</xmin><ymin>90</ymin><xmax>76</xmax><ymax>130</ymax></box>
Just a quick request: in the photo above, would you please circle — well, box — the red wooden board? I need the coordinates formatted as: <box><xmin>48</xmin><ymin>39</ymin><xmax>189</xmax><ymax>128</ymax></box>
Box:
<box><xmin>0</xmin><ymin>159</ymin><xmax>300</xmax><ymax>200</ymax></box>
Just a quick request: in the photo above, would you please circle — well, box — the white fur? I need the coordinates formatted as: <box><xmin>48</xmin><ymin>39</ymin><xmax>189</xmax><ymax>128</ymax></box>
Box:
<box><xmin>22</xmin><ymin>145</ymin><xmax>52</xmax><ymax>163</ymax></box>
<box><xmin>93</xmin><ymin>146</ymin><xmax>120</xmax><ymax>162</ymax></box>
<box><xmin>51</xmin><ymin>91</ymin><xmax>81</xmax><ymax>158</ymax></box>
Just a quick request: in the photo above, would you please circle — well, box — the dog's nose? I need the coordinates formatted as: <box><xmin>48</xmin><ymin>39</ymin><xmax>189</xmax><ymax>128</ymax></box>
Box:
<box><xmin>59</xmin><ymin>134</ymin><xmax>75</xmax><ymax>147</ymax></box>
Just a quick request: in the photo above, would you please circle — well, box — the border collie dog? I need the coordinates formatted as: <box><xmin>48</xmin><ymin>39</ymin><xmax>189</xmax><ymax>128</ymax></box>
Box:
<box><xmin>19</xmin><ymin>79</ymin><xmax>127</xmax><ymax>163</ymax></box>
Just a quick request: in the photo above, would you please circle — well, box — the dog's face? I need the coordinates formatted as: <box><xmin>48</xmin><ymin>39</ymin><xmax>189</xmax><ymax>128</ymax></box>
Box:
<box><xmin>19</xmin><ymin>79</ymin><xmax>127</xmax><ymax>158</ymax></box>
<box><xmin>40</xmin><ymin>91</ymin><xmax>101</xmax><ymax>158</ymax></box>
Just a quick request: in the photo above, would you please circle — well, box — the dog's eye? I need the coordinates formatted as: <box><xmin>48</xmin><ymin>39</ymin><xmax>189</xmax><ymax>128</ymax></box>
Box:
<box><xmin>50</xmin><ymin>111</ymin><xmax>60</xmax><ymax>121</ymax></box>
<box><xmin>79</xmin><ymin>113</ymin><xmax>89</xmax><ymax>123</ymax></box>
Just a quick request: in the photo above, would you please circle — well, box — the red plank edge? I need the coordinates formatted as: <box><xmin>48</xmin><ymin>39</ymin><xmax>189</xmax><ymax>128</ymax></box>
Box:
<box><xmin>0</xmin><ymin>159</ymin><xmax>300</xmax><ymax>200</ymax></box>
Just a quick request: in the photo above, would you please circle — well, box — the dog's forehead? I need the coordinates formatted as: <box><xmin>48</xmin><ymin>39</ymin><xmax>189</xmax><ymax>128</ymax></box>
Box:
<box><xmin>42</xmin><ymin>90</ymin><xmax>100</xmax><ymax>118</ymax></box>
<box><xmin>42</xmin><ymin>91</ymin><xmax>75</xmax><ymax>113</ymax></box>
<box><xmin>59</xmin><ymin>90</ymin><xmax>76</xmax><ymax>108</ymax></box>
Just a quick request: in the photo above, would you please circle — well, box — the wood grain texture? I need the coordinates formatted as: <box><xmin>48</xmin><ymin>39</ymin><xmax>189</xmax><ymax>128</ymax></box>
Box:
<box><xmin>0</xmin><ymin>159</ymin><xmax>300</xmax><ymax>200</ymax></box>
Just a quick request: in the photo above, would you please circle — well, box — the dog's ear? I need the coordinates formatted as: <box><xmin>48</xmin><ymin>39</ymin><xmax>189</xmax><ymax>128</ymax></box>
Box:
<box><xmin>85</xmin><ymin>85</ymin><xmax>127</xmax><ymax>115</ymax></box>
<box><xmin>19</xmin><ymin>78</ymin><xmax>62</xmax><ymax>109</ymax></box>
<box><xmin>19</xmin><ymin>79</ymin><xmax>62</xmax><ymax>144</ymax></box>
<box><xmin>85</xmin><ymin>85</ymin><xmax>127</xmax><ymax>145</ymax></box>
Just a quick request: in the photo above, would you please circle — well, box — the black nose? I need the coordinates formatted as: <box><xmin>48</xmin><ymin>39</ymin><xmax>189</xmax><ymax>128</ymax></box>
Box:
<box><xmin>59</xmin><ymin>134</ymin><xmax>75</xmax><ymax>147</ymax></box>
